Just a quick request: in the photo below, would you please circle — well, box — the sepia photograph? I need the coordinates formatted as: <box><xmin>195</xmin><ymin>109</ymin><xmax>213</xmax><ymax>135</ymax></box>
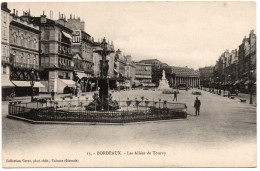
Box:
<box><xmin>1</xmin><ymin>1</ymin><xmax>257</xmax><ymax>168</ymax></box>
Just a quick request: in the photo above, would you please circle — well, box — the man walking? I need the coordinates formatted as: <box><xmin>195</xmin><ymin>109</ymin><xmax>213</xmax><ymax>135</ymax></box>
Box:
<box><xmin>194</xmin><ymin>96</ymin><xmax>201</xmax><ymax>116</ymax></box>
<box><xmin>173</xmin><ymin>91</ymin><xmax>177</xmax><ymax>101</ymax></box>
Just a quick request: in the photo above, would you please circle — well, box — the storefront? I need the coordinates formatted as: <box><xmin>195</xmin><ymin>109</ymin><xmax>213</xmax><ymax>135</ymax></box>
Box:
<box><xmin>58</xmin><ymin>79</ymin><xmax>77</xmax><ymax>94</ymax></box>
<box><xmin>2</xmin><ymin>75</ymin><xmax>15</xmax><ymax>101</ymax></box>
<box><xmin>11</xmin><ymin>81</ymin><xmax>45</xmax><ymax>97</ymax></box>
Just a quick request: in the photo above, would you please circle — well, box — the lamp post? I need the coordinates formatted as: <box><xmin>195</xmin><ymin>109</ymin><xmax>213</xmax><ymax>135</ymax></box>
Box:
<box><xmin>249</xmin><ymin>70</ymin><xmax>253</xmax><ymax>104</ymax></box>
<box><xmin>30</xmin><ymin>69</ymin><xmax>35</xmax><ymax>102</ymax></box>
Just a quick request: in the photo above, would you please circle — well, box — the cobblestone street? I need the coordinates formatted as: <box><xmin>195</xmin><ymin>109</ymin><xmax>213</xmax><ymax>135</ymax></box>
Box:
<box><xmin>2</xmin><ymin>89</ymin><xmax>256</xmax><ymax>167</ymax></box>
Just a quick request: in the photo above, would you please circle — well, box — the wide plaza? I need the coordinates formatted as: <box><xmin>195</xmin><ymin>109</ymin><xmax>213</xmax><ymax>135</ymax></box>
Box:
<box><xmin>2</xmin><ymin>88</ymin><xmax>256</xmax><ymax>167</ymax></box>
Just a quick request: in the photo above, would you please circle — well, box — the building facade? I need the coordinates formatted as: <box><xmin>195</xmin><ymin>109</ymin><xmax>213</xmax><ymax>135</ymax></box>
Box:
<box><xmin>134</xmin><ymin>62</ymin><xmax>152</xmax><ymax>87</ymax></box>
<box><xmin>199</xmin><ymin>66</ymin><xmax>214</xmax><ymax>87</ymax></box>
<box><xmin>1</xmin><ymin>3</ymin><xmax>14</xmax><ymax>100</ymax></box>
<box><xmin>171</xmin><ymin>66</ymin><xmax>200</xmax><ymax>87</ymax></box>
<box><xmin>30</xmin><ymin>14</ymin><xmax>75</xmax><ymax>93</ymax></box>
<box><xmin>9</xmin><ymin>10</ymin><xmax>42</xmax><ymax>96</ymax></box>
<box><xmin>66</xmin><ymin>16</ymin><xmax>94</xmax><ymax>80</ymax></box>
<box><xmin>125</xmin><ymin>55</ymin><xmax>136</xmax><ymax>88</ymax></box>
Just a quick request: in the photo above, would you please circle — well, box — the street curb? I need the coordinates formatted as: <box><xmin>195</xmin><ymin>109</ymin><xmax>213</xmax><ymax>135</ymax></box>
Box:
<box><xmin>6</xmin><ymin>115</ymin><xmax>188</xmax><ymax>125</ymax></box>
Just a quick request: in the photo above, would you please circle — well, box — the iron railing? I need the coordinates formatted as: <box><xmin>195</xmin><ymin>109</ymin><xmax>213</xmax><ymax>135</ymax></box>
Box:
<box><xmin>8</xmin><ymin>99</ymin><xmax>187</xmax><ymax>123</ymax></box>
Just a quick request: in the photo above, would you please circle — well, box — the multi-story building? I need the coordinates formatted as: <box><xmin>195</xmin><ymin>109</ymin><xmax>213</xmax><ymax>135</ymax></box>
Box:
<box><xmin>30</xmin><ymin>13</ymin><xmax>75</xmax><ymax>93</ymax></box>
<box><xmin>134</xmin><ymin>62</ymin><xmax>152</xmax><ymax>87</ymax></box>
<box><xmin>9</xmin><ymin>10</ymin><xmax>43</xmax><ymax>97</ymax></box>
<box><xmin>226</xmin><ymin>49</ymin><xmax>238</xmax><ymax>84</ymax></box>
<box><xmin>124</xmin><ymin>55</ymin><xmax>136</xmax><ymax>88</ymax></box>
<box><xmin>65</xmin><ymin>16</ymin><xmax>95</xmax><ymax>92</ymax></box>
<box><xmin>238</xmin><ymin>38</ymin><xmax>249</xmax><ymax>80</ymax></box>
<box><xmin>67</xmin><ymin>16</ymin><xmax>94</xmax><ymax>78</ymax></box>
<box><xmin>138</xmin><ymin>59</ymin><xmax>164</xmax><ymax>86</ymax></box>
<box><xmin>199</xmin><ymin>66</ymin><xmax>214</xmax><ymax>87</ymax></box>
<box><xmin>210</xmin><ymin>30</ymin><xmax>256</xmax><ymax>94</ymax></box>
<box><xmin>117</xmin><ymin>50</ymin><xmax>127</xmax><ymax>78</ymax></box>
<box><xmin>242</xmin><ymin>30</ymin><xmax>256</xmax><ymax>92</ymax></box>
<box><xmin>138</xmin><ymin>59</ymin><xmax>176</xmax><ymax>87</ymax></box>
<box><xmin>1</xmin><ymin>3</ymin><xmax>14</xmax><ymax>100</ymax></box>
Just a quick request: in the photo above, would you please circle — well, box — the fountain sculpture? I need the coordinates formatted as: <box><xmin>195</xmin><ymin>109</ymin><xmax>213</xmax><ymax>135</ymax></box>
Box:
<box><xmin>86</xmin><ymin>38</ymin><xmax>119</xmax><ymax>111</ymax></box>
<box><xmin>158</xmin><ymin>70</ymin><xmax>171</xmax><ymax>91</ymax></box>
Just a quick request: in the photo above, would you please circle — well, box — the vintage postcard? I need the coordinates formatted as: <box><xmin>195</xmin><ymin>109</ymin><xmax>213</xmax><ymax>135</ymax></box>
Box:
<box><xmin>1</xmin><ymin>1</ymin><xmax>256</xmax><ymax>168</ymax></box>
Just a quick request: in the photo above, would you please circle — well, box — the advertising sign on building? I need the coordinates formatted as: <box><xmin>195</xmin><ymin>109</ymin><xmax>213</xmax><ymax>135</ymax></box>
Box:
<box><xmin>72</xmin><ymin>30</ymin><xmax>81</xmax><ymax>44</ymax></box>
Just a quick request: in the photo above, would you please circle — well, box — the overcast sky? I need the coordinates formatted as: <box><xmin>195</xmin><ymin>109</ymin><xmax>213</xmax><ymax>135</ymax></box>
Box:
<box><xmin>8</xmin><ymin>1</ymin><xmax>256</xmax><ymax>69</ymax></box>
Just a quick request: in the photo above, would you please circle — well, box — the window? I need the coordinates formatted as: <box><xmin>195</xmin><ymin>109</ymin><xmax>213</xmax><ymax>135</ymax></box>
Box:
<box><xmin>27</xmin><ymin>54</ymin><xmax>30</xmax><ymax>64</ymax></box>
<box><xmin>33</xmin><ymin>39</ymin><xmax>37</xmax><ymax>49</ymax></box>
<box><xmin>21</xmin><ymin>53</ymin><xmax>24</xmax><ymax>63</ymax></box>
<box><xmin>27</xmin><ymin>37</ymin><xmax>31</xmax><ymax>48</ymax></box>
<box><xmin>3</xmin><ymin>46</ymin><xmax>6</xmax><ymax>57</ymax></box>
<box><xmin>3</xmin><ymin>27</ymin><xmax>6</xmax><ymax>38</ymax></box>
<box><xmin>4</xmin><ymin>15</ymin><xmax>6</xmax><ymax>23</ymax></box>
<box><xmin>13</xmin><ymin>32</ymin><xmax>17</xmax><ymax>44</ymax></box>
<box><xmin>21</xmin><ymin>34</ymin><xmax>25</xmax><ymax>46</ymax></box>
<box><xmin>58</xmin><ymin>31</ymin><xmax>61</xmax><ymax>41</ymax></box>
<box><xmin>3</xmin><ymin>65</ymin><xmax>7</xmax><ymax>74</ymax></box>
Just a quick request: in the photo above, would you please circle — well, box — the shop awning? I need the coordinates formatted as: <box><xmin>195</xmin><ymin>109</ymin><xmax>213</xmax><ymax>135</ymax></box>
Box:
<box><xmin>136</xmin><ymin>75</ymin><xmax>152</xmax><ymax>79</ymax></box>
<box><xmin>77</xmin><ymin>72</ymin><xmax>87</xmax><ymax>79</ymax></box>
<box><xmin>1</xmin><ymin>75</ymin><xmax>15</xmax><ymax>88</ymax></box>
<box><xmin>12</xmin><ymin>81</ymin><xmax>31</xmax><ymax>87</ymax></box>
<box><xmin>60</xmin><ymin>79</ymin><xmax>76</xmax><ymax>87</ymax></box>
<box><xmin>62</xmin><ymin>31</ymin><xmax>72</xmax><ymax>39</ymax></box>
<box><xmin>33</xmin><ymin>82</ymin><xmax>45</xmax><ymax>88</ymax></box>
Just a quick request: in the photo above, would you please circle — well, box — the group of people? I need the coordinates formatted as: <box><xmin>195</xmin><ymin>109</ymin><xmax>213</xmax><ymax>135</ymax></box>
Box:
<box><xmin>173</xmin><ymin>90</ymin><xmax>201</xmax><ymax>116</ymax></box>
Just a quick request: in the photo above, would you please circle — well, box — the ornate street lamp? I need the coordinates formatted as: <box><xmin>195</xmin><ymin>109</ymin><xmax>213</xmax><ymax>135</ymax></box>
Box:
<box><xmin>30</xmin><ymin>69</ymin><xmax>35</xmax><ymax>102</ymax></box>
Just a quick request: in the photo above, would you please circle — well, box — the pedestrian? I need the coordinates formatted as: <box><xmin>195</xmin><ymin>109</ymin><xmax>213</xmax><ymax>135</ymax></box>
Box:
<box><xmin>51</xmin><ymin>90</ymin><xmax>55</xmax><ymax>100</ymax></box>
<box><xmin>173</xmin><ymin>91</ymin><xmax>177</xmax><ymax>101</ymax></box>
<box><xmin>194</xmin><ymin>96</ymin><xmax>201</xmax><ymax>116</ymax></box>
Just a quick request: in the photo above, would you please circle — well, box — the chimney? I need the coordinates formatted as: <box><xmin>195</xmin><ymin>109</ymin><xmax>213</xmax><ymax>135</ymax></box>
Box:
<box><xmin>16</xmin><ymin>10</ymin><xmax>18</xmax><ymax>16</ymax></box>
<box><xmin>250</xmin><ymin>30</ymin><xmax>254</xmax><ymax>35</ymax></box>
<box><xmin>40</xmin><ymin>12</ymin><xmax>47</xmax><ymax>23</ymax></box>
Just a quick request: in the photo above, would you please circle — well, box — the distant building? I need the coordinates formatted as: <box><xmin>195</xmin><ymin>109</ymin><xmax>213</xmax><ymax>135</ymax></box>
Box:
<box><xmin>199</xmin><ymin>66</ymin><xmax>214</xmax><ymax>87</ymax></box>
<box><xmin>171</xmin><ymin>66</ymin><xmax>200</xmax><ymax>87</ymax></box>
<box><xmin>138</xmin><ymin>59</ymin><xmax>164</xmax><ymax>86</ymax></box>
<box><xmin>237</xmin><ymin>30</ymin><xmax>256</xmax><ymax>92</ymax></box>
<box><xmin>125</xmin><ymin>55</ymin><xmax>136</xmax><ymax>88</ymax></box>
<box><xmin>134</xmin><ymin>62</ymin><xmax>152</xmax><ymax>87</ymax></box>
